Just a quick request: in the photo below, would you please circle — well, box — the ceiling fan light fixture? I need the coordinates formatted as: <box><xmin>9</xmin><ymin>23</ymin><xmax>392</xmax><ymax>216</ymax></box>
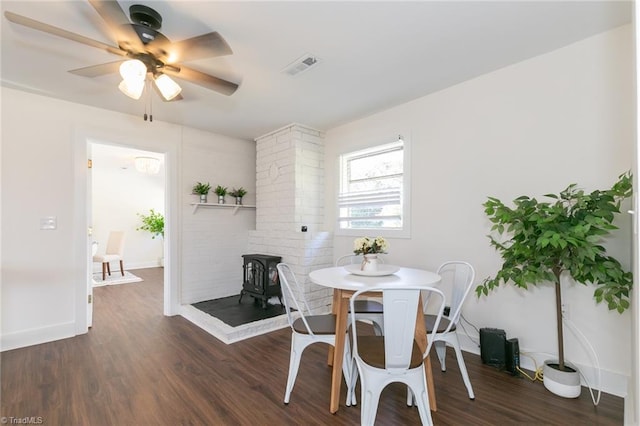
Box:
<box><xmin>154</xmin><ymin>74</ymin><xmax>182</xmax><ymax>101</ymax></box>
<box><xmin>118</xmin><ymin>78</ymin><xmax>144</xmax><ymax>99</ymax></box>
<box><xmin>119</xmin><ymin>59</ymin><xmax>147</xmax><ymax>82</ymax></box>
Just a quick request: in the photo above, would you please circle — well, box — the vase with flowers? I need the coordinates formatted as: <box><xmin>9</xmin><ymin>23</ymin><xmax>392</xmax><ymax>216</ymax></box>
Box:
<box><xmin>353</xmin><ymin>236</ymin><xmax>388</xmax><ymax>272</ymax></box>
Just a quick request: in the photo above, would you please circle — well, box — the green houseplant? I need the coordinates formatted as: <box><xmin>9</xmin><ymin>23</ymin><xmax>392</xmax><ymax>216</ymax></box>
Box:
<box><xmin>214</xmin><ymin>185</ymin><xmax>228</xmax><ymax>204</ymax></box>
<box><xmin>476</xmin><ymin>172</ymin><xmax>632</xmax><ymax>397</ymax></box>
<box><xmin>137</xmin><ymin>209</ymin><xmax>165</xmax><ymax>267</ymax></box>
<box><xmin>192</xmin><ymin>182</ymin><xmax>211</xmax><ymax>203</ymax></box>
<box><xmin>229</xmin><ymin>187</ymin><xmax>247</xmax><ymax>205</ymax></box>
<box><xmin>136</xmin><ymin>209</ymin><xmax>164</xmax><ymax>239</ymax></box>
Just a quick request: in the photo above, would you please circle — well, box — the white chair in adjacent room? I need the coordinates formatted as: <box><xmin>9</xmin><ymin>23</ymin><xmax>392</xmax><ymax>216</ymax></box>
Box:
<box><xmin>276</xmin><ymin>263</ymin><xmax>352</xmax><ymax>405</ymax></box>
<box><xmin>348</xmin><ymin>284</ymin><xmax>446</xmax><ymax>425</ymax></box>
<box><xmin>335</xmin><ymin>254</ymin><xmax>384</xmax><ymax>336</ymax></box>
<box><xmin>93</xmin><ymin>231</ymin><xmax>126</xmax><ymax>281</ymax></box>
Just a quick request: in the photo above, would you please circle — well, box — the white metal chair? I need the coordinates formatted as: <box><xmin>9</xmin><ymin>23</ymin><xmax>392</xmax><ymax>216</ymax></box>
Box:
<box><xmin>276</xmin><ymin>263</ymin><xmax>352</xmax><ymax>405</ymax></box>
<box><xmin>411</xmin><ymin>261</ymin><xmax>476</xmax><ymax>403</ymax></box>
<box><xmin>348</xmin><ymin>285</ymin><xmax>446</xmax><ymax>426</ymax></box>
<box><xmin>92</xmin><ymin>231</ymin><xmax>125</xmax><ymax>281</ymax></box>
<box><xmin>336</xmin><ymin>254</ymin><xmax>384</xmax><ymax>336</ymax></box>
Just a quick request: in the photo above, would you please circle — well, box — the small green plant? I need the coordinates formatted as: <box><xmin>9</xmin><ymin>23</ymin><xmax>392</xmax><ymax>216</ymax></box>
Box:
<box><xmin>214</xmin><ymin>185</ymin><xmax>228</xmax><ymax>196</ymax></box>
<box><xmin>229</xmin><ymin>187</ymin><xmax>247</xmax><ymax>198</ymax></box>
<box><xmin>192</xmin><ymin>182</ymin><xmax>211</xmax><ymax>195</ymax></box>
<box><xmin>136</xmin><ymin>209</ymin><xmax>164</xmax><ymax>239</ymax></box>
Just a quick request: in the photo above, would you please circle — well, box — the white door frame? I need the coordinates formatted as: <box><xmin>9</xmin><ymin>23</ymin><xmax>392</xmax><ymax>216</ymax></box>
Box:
<box><xmin>73</xmin><ymin>125</ymin><xmax>181</xmax><ymax>335</ymax></box>
<box><xmin>626</xmin><ymin>4</ymin><xmax>639</xmax><ymax>424</ymax></box>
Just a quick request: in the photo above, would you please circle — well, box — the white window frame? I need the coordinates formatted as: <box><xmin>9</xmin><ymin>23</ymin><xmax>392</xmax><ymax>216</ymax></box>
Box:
<box><xmin>336</xmin><ymin>136</ymin><xmax>411</xmax><ymax>239</ymax></box>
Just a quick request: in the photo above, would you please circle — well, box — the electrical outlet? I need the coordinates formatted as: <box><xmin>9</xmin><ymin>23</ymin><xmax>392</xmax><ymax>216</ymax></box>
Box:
<box><xmin>561</xmin><ymin>303</ymin><xmax>570</xmax><ymax>320</ymax></box>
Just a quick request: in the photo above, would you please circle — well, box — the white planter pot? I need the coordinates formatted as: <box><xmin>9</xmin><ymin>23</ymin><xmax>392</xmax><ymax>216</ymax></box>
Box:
<box><xmin>543</xmin><ymin>360</ymin><xmax>581</xmax><ymax>398</ymax></box>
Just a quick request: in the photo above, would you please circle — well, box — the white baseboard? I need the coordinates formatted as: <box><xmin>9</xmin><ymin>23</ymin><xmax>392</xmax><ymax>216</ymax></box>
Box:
<box><xmin>1</xmin><ymin>321</ymin><xmax>76</xmax><ymax>352</ymax></box>
<box><xmin>92</xmin><ymin>260</ymin><xmax>161</xmax><ymax>274</ymax></box>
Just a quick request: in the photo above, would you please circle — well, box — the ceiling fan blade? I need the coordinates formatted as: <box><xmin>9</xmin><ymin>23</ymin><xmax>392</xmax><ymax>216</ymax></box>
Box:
<box><xmin>163</xmin><ymin>65</ymin><xmax>239</xmax><ymax>96</ymax></box>
<box><xmin>4</xmin><ymin>11</ymin><xmax>126</xmax><ymax>57</ymax></box>
<box><xmin>164</xmin><ymin>32</ymin><xmax>233</xmax><ymax>64</ymax></box>
<box><xmin>69</xmin><ymin>61</ymin><xmax>124</xmax><ymax>77</ymax></box>
<box><xmin>87</xmin><ymin>0</ymin><xmax>144</xmax><ymax>51</ymax></box>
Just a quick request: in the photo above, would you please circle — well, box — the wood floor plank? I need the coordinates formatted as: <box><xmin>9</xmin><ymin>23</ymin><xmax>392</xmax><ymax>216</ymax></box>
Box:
<box><xmin>1</xmin><ymin>267</ymin><xmax>624</xmax><ymax>425</ymax></box>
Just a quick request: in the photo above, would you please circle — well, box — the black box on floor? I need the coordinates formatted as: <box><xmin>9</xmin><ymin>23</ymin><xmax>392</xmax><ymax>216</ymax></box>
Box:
<box><xmin>505</xmin><ymin>338</ymin><xmax>520</xmax><ymax>375</ymax></box>
<box><xmin>480</xmin><ymin>328</ymin><xmax>506</xmax><ymax>367</ymax></box>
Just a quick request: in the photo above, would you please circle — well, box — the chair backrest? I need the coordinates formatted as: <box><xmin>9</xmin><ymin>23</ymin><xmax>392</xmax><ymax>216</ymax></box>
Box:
<box><xmin>105</xmin><ymin>231</ymin><xmax>125</xmax><ymax>256</ymax></box>
<box><xmin>435</xmin><ymin>261</ymin><xmax>475</xmax><ymax>332</ymax></box>
<box><xmin>350</xmin><ymin>285</ymin><xmax>445</xmax><ymax>369</ymax></box>
<box><xmin>335</xmin><ymin>254</ymin><xmax>384</xmax><ymax>266</ymax></box>
<box><xmin>276</xmin><ymin>263</ymin><xmax>316</xmax><ymax>335</ymax></box>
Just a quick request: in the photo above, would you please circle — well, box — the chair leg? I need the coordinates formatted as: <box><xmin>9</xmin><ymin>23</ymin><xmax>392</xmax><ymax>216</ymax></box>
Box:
<box><xmin>284</xmin><ymin>337</ymin><xmax>303</xmax><ymax>404</ymax></box>
<box><xmin>360</xmin><ymin>378</ymin><xmax>383</xmax><ymax>426</ymax></box>
<box><xmin>119</xmin><ymin>260</ymin><xmax>124</xmax><ymax>277</ymax></box>
<box><xmin>450</xmin><ymin>337</ymin><xmax>475</xmax><ymax>399</ymax></box>
<box><xmin>372</xmin><ymin>321</ymin><xmax>384</xmax><ymax>336</ymax></box>
<box><xmin>337</xmin><ymin>338</ymin><xmax>358</xmax><ymax>406</ymax></box>
<box><xmin>347</xmin><ymin>355</ymin><xmax>358</xmax><ymax>406</ymax></box>
<box><xmin>410</xmin><ymin>383</ymin><xmax>434</xmax><ymax>426</ymax></box>
<box><xmin>101</xmin><ymin>262</ymin><xmax>107</xmax><ymax>281</ymax></box>
<box><xmin>406</xmin><ymin>388</ymin><xmax>414</xmax><ymax>406</ymax></box>
<box><xmin>434</xmin><ymin>340</ymin><xmax>447</xmax><ymax>371</ymax></box>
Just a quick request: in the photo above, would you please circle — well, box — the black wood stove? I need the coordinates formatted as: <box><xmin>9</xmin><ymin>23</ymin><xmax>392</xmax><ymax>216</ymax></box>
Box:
<box><xmin>239</xmin><ymin>254</ymin><xmax>283</xmax><ymax>309</ymax></box>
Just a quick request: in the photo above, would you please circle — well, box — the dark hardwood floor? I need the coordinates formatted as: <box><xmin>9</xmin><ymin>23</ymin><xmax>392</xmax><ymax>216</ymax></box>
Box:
<box><xmin>1</xmin><ymin>267</ymin><xmax>623</xmax><ymax>425</ymax></box>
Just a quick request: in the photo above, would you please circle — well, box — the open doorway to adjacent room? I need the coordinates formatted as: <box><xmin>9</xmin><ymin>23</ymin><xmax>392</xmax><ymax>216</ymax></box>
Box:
<box><xmin>88</xmin><ymin>142</ymin><xmax>166</xmax><ymax>326</ymax></box>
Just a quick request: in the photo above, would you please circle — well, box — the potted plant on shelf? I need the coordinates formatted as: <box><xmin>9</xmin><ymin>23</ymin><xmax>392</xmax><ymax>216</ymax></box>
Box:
<box><xmin>136</xmin><ymin>209</ymin><xmax>165</xmax><ymax>266</ymax></box>
<box><xmin>229</xmin><ymin>187</ymin><xmax>247</xmax><ymax>205</ymax></box>
<box><xmin>214</xmin><ymin>185</ymin><xmax>228</xmax><ymax>204</ymax></box>
<box><xmin>476</xmin><ymin>172</ymin><xmax>632</xmax><ymax>398</ymax></box>
<box><xmin>192</xmin><ymin>182</ymin><xmax>211</xmax><ymax>203</ymax></box>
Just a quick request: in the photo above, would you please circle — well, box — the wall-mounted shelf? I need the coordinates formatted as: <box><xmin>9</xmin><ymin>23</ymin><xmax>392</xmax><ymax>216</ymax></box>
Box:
<box><xmin>190</xmin><ymin>203</ymin><xmax>257</xmax><ymax>215</ymax></box>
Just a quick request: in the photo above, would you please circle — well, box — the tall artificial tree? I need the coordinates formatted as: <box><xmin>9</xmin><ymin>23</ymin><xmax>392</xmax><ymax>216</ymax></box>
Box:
<box><xmin>476</xmin><ymin>172</ymin><xmax>632</xmax><ymax>371</ymax></box>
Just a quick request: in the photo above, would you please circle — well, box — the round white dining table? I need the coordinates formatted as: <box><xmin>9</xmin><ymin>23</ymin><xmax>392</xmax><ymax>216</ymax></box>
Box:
<box><xmin>309</xmin><ymin>265</ymin><xmax>441</xmax><ymax>291</ymax></box>
<box><xmin>308</xmin><ymin>265</ymin><xmax>441</xmax><ymax>414</ymax></box>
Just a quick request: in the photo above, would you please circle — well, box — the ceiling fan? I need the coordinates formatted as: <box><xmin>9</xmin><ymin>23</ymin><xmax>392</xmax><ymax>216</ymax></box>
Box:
<box><xmin>4</xmin><ymin>0</ymin><xmax>239</xmax><ymax>103</ymax></box>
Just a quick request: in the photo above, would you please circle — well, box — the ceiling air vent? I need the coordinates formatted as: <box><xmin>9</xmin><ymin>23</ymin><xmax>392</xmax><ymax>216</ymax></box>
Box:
<box><xmin>282</xmin><ymin>53</ymin><xmax>321</xmax><ymax>77</ymax></box>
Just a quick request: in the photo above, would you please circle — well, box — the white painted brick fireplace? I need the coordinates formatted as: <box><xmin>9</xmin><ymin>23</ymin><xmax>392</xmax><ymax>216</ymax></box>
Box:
<box><xmin>249</xmin><ymin>123</ymin><xmax>333</xmax><ymax>311</ymax></box>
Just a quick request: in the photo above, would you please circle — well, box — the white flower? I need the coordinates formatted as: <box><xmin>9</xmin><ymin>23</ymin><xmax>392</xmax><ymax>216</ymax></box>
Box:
<box><xmin>374</xmin><ymin>236</ymin><xmax>388</xmax><ymax>253</ymax></box>
<box><xmin>353</xmin><ymin>236</ymin><xmax>388</xmax><ymax>254</ymax></box>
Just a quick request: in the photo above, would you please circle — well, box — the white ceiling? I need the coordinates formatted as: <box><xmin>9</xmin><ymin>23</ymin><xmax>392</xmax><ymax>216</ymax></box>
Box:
<box><xmin>1</xmin><ymin>1</ymin><xmax>632</xmax><ymax>141</ymax></box>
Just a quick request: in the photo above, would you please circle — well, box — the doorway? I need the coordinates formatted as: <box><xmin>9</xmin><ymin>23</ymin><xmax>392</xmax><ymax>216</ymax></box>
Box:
<box><xmin>88</xmin><ymin>142</ymin><xmax>166</xmax><ymax>326</ymax></box>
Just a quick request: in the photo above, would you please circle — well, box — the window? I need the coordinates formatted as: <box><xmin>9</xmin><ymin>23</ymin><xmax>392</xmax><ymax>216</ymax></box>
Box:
<box><xmin>338</xmin><ymin>138</ymin><xmax>410</xmax><ymax>237</ymax></box>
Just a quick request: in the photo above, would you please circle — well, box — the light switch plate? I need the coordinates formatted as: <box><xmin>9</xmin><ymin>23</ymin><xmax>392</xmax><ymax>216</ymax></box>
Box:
<box><xmin>40</xmin><ymin>216</ymin><xmax>57</xmax><ymax>230</ymax></box>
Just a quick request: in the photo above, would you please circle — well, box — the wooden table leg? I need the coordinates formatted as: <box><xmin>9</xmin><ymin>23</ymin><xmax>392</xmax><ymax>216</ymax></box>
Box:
<box><xmin>329</xmin><ymin>289</ymin><xmax>349</xmax><ymax>414</ymax></box>
<box><xmin>415</xmin><ymin>298</ymin><xmax>437</xmax><ymax>411</ymax></box>
<box><xmin>327</xmin><ymin>290</ymin><xmax>340</xmax><ymax>367</ymax></box>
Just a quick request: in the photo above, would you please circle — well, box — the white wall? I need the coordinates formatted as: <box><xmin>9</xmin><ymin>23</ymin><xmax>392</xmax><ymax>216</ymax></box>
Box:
<box><xmin>91</xmin><ymin>144</ymin><xmax>165</xmax><ymax>271</ymax></box>
<box><xmin>324</xmin><ymin>25</ymin><xmax>634</xmax><ymax>396</ymax></box>
<box><xmin>0</xmin><ymin>87</ymin><xmax>255</xmax><ymax>350</ymax></box>
<box><xmin>180</xmin><ymin>126</ymin><xmax>256</xmax><ymax>304</ymax></box>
